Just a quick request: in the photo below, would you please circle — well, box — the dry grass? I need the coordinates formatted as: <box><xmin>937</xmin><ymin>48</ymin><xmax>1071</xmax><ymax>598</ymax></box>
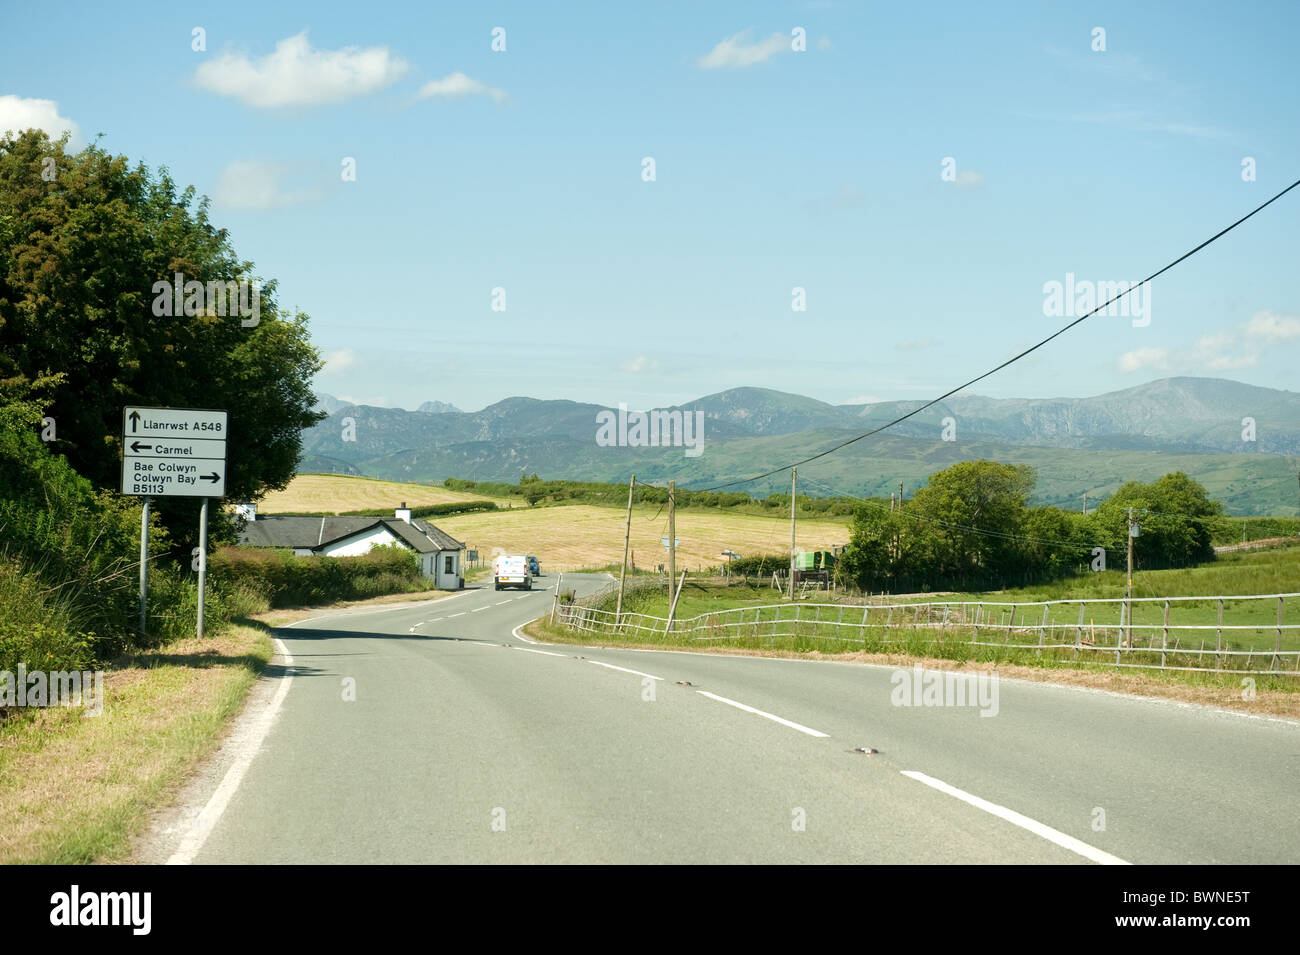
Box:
<box><xmin>0</xmin><ymin>625</ymin><xmax>271</xmax><ymax>864</ymax></box>
<box><xmin>438</xmin><ymin>504</ymin><xmax>851</xmax><ymax>572</ymax></box>
<box><xmin>257</xmin><ymin>474</ymin><xmax>497</xmax><ymax>514</ymax></box>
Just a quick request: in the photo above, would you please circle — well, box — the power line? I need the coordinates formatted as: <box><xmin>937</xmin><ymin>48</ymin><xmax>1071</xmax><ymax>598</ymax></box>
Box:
<box><xmin>701</xmin><ymin>178</ymin><xmax>1300</xmax><ymax>492</ymax></box>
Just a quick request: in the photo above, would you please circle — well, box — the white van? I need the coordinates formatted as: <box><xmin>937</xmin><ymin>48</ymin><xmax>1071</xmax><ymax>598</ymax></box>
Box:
<box><xmin>493</xmin><ymin>554</ymin><xmax>533</xmax><ymax>591</ymax></box>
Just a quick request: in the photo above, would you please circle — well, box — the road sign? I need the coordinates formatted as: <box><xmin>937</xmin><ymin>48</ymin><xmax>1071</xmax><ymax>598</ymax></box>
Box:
<box><xmin>120</xmin><ymin>406</ymin><xmax>228</xmax><ymax>498</ymax></box>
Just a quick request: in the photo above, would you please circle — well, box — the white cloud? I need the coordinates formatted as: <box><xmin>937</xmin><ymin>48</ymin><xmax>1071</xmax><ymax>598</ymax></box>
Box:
<box><xmin>1117</xmin><ymin>347</ymin><xmax>1168</xmax><ymax>372</ymax></box>
<box><xmin>1194</xmin><ymin>332</ymin><xmax>1257</xmax><ymax>370</ymax></box>
<box><xmin>323</xmin><ymin>349</ymin><xmax>358</xmax><ymax>374</ymax></box>
<box><xmin>954</xmin><ymin>169</ymin><xmax>984</xmax><ymax>189</ymax></box>
<box><xmin>193</xmin><ymin>31</ymin><xmax>410</xmax><ymax>107</ymax></box>
<box><xmin>417</xmin><ymin>72</ymin><xmax>506</xmax><ymax>103</ymax></box>
<box><xmin>213</xmin><ymin>160</ymin><xmax>315</xmax><ymax>209</ymax></box>
<box><xmin>0</xmin><ymin>95</ymin><xmax>79</xmax><ymax>145</ymax></box>
<box><xmin>698</xmin><ymin>30</ymin><xmax>788</xmax><ymax>69</ymax></box>
<box><xmin>1245</xmin><ymin>310</ymin><xmax>1300</xmax><ymax>344</ymax></box>
<box><xmin>338</xmin><ymin>394</ymin><xmax>390</xmax><ymax>407</ymax></box>
<box><xmin>620</xmin><ymin>356</ymin><xmax>659</xmax><ymax>374</ymax></box>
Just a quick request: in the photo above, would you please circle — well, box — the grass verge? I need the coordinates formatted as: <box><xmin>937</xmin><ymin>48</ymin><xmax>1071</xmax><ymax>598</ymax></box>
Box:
<box><xmin>0</xmin><ymin>623</ymin><xmax>272</xmax><ymax>864</ymax></box>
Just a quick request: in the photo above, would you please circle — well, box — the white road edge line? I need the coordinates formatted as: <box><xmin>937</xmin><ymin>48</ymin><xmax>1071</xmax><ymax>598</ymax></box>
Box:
<box><xmin>899</xmin><ymin>771</ymin><xmax>1131</xmax><ymax>866</ymax></box>
<box><xmin>695</xmin><ymin>690</ymin><xmax>829</xmax><ymax>738</ymax></box>
<box><xmin>166</xmin><ymin>636</ymin><xmax>295</xmax><ymax>865</ymax></box>
<box><xmin>511</xmin><ymin>622</ymin><xmax>540</xmax><ymax>645</ymax></box>
<box><xmin>588</xmin><ymin>660</ymin><xmax>663</xmax><ymax>680</ymax></box>
<box><xmin>512</xmin><ymin>646</ymin><xmax>567</xmax><ymax>657</ymax></box>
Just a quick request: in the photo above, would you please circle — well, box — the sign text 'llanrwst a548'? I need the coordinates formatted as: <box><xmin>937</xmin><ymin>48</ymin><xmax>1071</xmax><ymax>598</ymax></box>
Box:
<box><xmin>120</xmin><ymin>407</ymin><xmax>227</xmax><ymax>498</ymax></box>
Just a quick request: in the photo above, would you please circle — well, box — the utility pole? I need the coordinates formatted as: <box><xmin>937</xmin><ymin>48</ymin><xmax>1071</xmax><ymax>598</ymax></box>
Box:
<box><xmin>616</xmin><ymin>474</ymin><xmax>635</xmax><ymax>621</ymax></box>
<box><xmin>668</xmin><ymin>480</ymin><xmax>676</xmax><ymax>592</ymax></box>
<box><xmin>1125</xmin><ymin>506</ymin><xmax>1135</xmax><ymax>648</ymax></box>
<box><xmin>788</xmin><ymin>467</ymin><xmax>797</xmax><ymax>600</ymax></box>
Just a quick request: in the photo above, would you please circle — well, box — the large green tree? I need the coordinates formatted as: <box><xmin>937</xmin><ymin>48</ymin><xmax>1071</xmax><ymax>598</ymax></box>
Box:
<box><xmin>1094</xmin><ymin>472</ymin><xmax>1223</xmax><ymax>568</ymax></box>
<box><xmin>0</xmin><ymin>129</ymin><xmax>324</xmax><ymax>547</ymax></box>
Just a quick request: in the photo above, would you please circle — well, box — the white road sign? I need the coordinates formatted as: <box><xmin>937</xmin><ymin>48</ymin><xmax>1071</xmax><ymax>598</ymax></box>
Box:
<box><xmin>121</xmin><ymin>406</ymin><xmax>227</xmax><ymax>498</ymax></box>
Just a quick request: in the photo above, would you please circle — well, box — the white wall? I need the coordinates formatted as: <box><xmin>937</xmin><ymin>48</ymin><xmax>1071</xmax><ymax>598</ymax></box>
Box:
<box><xmin>434</xmin><ymin>550</ymin><xmax>460</xmax><ymax>589</ymax></box>
<box><xmin>318</xmin><ymin>526</ymin><xmax>399</xmax><ymax>558</ymax></box>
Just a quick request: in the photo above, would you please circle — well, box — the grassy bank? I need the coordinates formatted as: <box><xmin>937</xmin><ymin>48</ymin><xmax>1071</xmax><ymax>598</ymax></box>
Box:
<box><xmin>0</xmin><ymin>622</ymin><xmax>272</xmax><ymax>864</ymax></box>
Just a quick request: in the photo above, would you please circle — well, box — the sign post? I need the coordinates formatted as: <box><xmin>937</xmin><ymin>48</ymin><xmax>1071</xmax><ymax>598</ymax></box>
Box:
<box><xmin>121</xmin><ymin>406</ymin><xmax>228</xmax><ymax>638</ymax></box>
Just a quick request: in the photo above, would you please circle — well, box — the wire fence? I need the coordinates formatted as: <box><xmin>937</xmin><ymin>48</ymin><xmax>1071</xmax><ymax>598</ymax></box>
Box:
<box><xmin>554</xmin><ymin>589</ymin><xmax>1300</xmax><ymax>677</ymax></box>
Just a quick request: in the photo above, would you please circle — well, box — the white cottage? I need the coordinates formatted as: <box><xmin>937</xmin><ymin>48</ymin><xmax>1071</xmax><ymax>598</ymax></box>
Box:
<box><xmin>237</xmin><ymin>503</ymin><xmax>465</xmax><ymax>589</ymax></box>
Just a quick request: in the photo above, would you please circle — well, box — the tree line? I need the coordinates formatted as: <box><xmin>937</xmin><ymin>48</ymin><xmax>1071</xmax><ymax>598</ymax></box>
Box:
<box><xmin>836</xmin><ymin>461</ymin><xmax>1226</xmax><ymax>593</ymax></box>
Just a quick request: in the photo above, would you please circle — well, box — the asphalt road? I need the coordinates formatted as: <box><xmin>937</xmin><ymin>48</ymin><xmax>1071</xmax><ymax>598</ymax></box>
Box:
<box><xmin>182</xmin><ymin>573</ymin><xmax>1300</xmax><ymax>864</ymax></box>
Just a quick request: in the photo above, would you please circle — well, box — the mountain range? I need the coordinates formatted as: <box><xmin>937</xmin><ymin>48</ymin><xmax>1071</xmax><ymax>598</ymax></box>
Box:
<box><xmin>304</xmin><ymin>378</ymin><xmax>1300</xmax><ymax>515</ymax></box>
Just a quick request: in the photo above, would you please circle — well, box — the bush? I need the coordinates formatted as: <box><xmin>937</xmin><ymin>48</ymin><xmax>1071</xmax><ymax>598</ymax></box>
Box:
<box><xmin>209</xmin><ymin>544</ymin><xmax>430</xmax><ymax>608</ymax></box>
<box><xmin>0</xmin><ymin>557</ymin><xmax>95</xmax><ymax>675</ymax></box>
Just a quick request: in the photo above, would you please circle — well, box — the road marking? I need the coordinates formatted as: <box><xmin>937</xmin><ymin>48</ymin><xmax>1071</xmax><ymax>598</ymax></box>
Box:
<box><xmin>695</xmin><ymin>691</ymin><xmax>829</xmax><ymax>738</ymax></box>
<box><xmin>448</xmin><ymin>612</ymin><xmax>466</xmax><ymax>618</ymax></box>
<box><xmin>512</xmin><ymin>646</ymin><xmax>566</xmax><ymax>657</ymax></box>
<box><xmin>899</xmin><ymin>771</ymin><xmax>1131</xmax><ymax>866</ymax></box>
<box><xmin>276</xmin><ymin>589</ymin><xmax>473</xmax><ymax>628</ymax></box>
<box><xmin>167</xmin><ymin>637</ymin><xmax>295</xmax><ymax>865</ymax></box>
<box><xmin>512</xmin><ymin>622</ymin><xmax>541</xmax><ymax>645</ymax></box>
<box><xmin>471</xmin><ymin>606</ymin><xmax>489</xmax><ymax>613</ymax></box>
<box><xmin>495</xmin><ymin>600</ymin><xmax>512</xmax><ymax>606</ymax></box>
<box><xmin>588</xmin><ymin>660</ymin><xmax>663</xmax><ymax>680</ymax></box>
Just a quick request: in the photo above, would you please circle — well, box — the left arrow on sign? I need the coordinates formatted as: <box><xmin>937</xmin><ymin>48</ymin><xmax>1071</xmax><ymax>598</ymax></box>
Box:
<box><xmin>130</xmin><ymin>441</ymin><xmax>152</xmax><ymax>453</ymax></box>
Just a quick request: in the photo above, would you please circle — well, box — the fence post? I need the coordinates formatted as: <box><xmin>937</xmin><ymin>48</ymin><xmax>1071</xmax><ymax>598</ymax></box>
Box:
<box><xmin>1037</xmin><ymin>603</ymin><xmax>1049</xmax><ymax>654</ymax></box>
<box><xmin>1075</xmin><ymin>602</ymin><xmax>1085</xmax><ymax>659</ymax></box>
<box><xmin>1161</xmin><ymin>599</ymin><xmax>1169</xmax><ymax>670</ymax></box>
<box><xmin>1115</xmin><ymin>601</ymin><xmax>1124</xmax><ymax>664</ymax></box>
<box><xmin>1275</xmin><ymin>595</ymin><xmax>1284</xmax><ymax>672</ymax></box>
<box><xmin>1007</xmin><ymin>604</ymin><xmax>1017</xmax><ymax>640</ymax></box>
<box><xmin>1216</xmin><ymin>597</ymin><xmax>1224</xmax><ymax>670</ymax></box>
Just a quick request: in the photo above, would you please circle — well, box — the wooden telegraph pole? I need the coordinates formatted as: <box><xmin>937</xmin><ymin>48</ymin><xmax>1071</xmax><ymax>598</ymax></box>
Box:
<box><xmin>616</xmin><ymin>474</ymin><xmax>635</xmax><ymax>620</ymax></box>
<box><xmin>668</xmin><ymin>480</ymin><xmax>676</xmax><ymax>590</ymax></box>
<box><xmin>788</xmin><ymin>468</ymin><xmax>797</xmax><ymax>600</ymax></box>
<box><xmin>1125</xmin><ymin>506</ymin><xmax>1135</xmax><ymax>648</ymax></box>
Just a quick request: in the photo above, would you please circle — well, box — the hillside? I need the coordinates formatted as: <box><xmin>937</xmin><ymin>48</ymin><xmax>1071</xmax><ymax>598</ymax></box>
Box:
<box><xmin>298</xmin><ymin>378</ymin><xmax>1300</xmax><ymax>515</ymax></box>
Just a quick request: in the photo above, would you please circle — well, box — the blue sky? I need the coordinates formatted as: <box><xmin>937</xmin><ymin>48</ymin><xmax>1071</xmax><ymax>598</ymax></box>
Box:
<box><xmin>3</xmin><ymin>0</ymin><xmax>1297</xmax><ymax>412</ymax></box>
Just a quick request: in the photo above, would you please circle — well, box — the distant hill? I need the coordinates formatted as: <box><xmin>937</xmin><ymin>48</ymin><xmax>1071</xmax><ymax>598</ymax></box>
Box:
<box><xmin>298</xmin><ymin>378</ymin><xmax>1300</xmax><ymax>515</ymax></box>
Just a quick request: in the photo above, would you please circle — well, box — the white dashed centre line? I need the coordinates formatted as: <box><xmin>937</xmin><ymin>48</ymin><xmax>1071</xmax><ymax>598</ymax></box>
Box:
<box><xmin>471</xmin><ymin>607</ymin><xmax>489</xmax><ymax>613</ymax></box>
<box><xmin>512</xmin><ymin>646</ymin><xmax>566</xmax><ymax>657</ymax></box>
<box><xmin>900</xmin><ymin>771</ymin><xmax>1130</xmax><ymax>865</ymax></box>
<box><xmin>447</xmin><ymin>612</ymin><xmax>466</xmax><ymax>618</ymax></box>
<box><xmin>587</xmin><ymin>660</ymin><xmax>663</xmax><ymax>680</ymax></box>
<box><xmin>695</xmin><ymin>691</ymin><xmax>829</xmax><ymax>738</ymax></box>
